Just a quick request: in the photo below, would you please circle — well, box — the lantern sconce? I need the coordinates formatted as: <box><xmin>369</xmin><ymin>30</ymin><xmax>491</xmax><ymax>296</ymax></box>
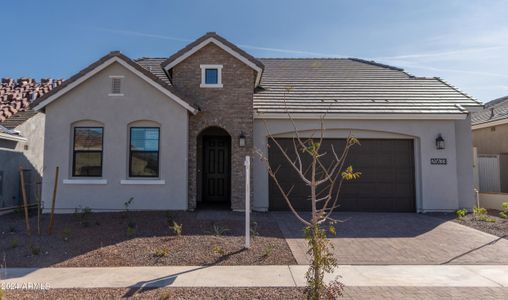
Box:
<box><xmin>239</xmin><ymin>131</ymin><xmax>246</xmax><ymax>147</ymax></box>
<box><xmin>435</xmin><ymin>134</ymin><xmax>445</xmax><ymax>150</ymax></box>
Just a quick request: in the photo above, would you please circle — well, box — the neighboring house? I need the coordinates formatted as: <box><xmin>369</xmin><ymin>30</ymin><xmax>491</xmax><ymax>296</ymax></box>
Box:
<box><xmin>32</xmin><ymin>32</ymin><xmax>482</xmax><ymax>213</ymax></box>
<box><xmin>0</xmin><ymin>78</ymin><xmax>62</xmax><ymax>210</ymax></box>
<box><xmin>472</xmin><ymin>96</ymin><xmax>508</xmax><ymax>193</ymax></box>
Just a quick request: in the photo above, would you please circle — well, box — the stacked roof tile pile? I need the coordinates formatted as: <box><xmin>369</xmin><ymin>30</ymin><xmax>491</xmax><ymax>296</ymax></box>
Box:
<box><xmin>0</xmin><ymin>77</ymin><xmax>63</xmax><ymax>122</ymax></box>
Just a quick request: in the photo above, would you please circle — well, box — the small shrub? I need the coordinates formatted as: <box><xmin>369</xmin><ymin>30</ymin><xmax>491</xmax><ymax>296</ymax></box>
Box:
<box><xmin>455</xmin><ymin>208</ymin><xmax>467</xmax><ymax>220</ymax></box>
<box><xmin>10</xmin><ymin>239</ymin><xmax>18</xmax><ymax>249</ymax></box>
<box><xmin>165</xmin><ymin>211</ymin><xmax>174</xmax><ymax>225</ymax></box>
<box><xmin>250</xmin><ymin>222</ymin><xmax>259</xmax><ymax>237</ymax></box>
<box><xmin>500</xmin><ymin>202</ymin><xmax>508</xmax><ymax>219</ymax></box>
<box><xmin>29</xmin><ymin>244</ymin><xmax>41</xmax><ymax>256</ymax></box>
<box><xmin>212</xmin><ymin>245</ymin><xmax>225</xmax><ymax>256</ymax></box>
<box><xmin>153</xmin><ymin>248</ymin><xmax>170</xmax><ymax>258</ymax></box>
<box><xmin>261</xmin><ymin>244</ymin><xmax>274</xmax><ymax>258</ymax></box>
<box><xmin>208</xmin><ymin>223</ymin><xmax>230</xmax><ymax>236</ymax></box>
<box><xmin>158</xmin><ymin>293</ymin><xmax>170</xmax><ymax>300</ymax></box>
<box><xmin>61</xmin><ymin>228</ymin><xmax>72</xmax><ymax>241</ymax></box>
<box><xmin>170</xmin><ymin>221</ymin><xmax>182</xmax><ymax>237</ymax></box>
<box><xmin>75</xmin><ymin>206</ymin><xmax>92</xmax><ymax>227</ymax></box>
<box><xmin>473</xmin><ymin>207</ymin><xmax>487</xmax><ymax>216</ymax></box>
<box><xmin>473</xmin><ymin>207</ymin><xmax>496</xmax><ymax>222</ymax></box>
<box><xmin>127</xmin><ymin>225</ymin><xmax>137</xmax><ymax>237</ymax></box>
<box><xmin>478</xmin><ymin>215</ymin><xmax>496</xmax><ymax>223</ymax></box>
<box><xmin>123</xmin><ymin>197</ymin><xmax>134</xmax><ymax>219</ymax></box>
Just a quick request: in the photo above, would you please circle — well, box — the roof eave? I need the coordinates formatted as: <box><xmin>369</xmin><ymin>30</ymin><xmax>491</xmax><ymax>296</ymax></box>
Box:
<box><xmin>254</xmin><ymin>112</ymin><xmax>469</xmax><ymax>120</ymax></box>
<box><xmin>0</xmin><ymin>132</ymin><xmax>27</xmax><ymax>142</ymax></box>
<box><xmin>32</xmin><ymin>53</ymin><xmax>198</xmax><ymax>115</ymax></box>
<box><xmin>472</xmin><ymin>117</ymin><xmax>508</xmax><ymax>130</ymax></box>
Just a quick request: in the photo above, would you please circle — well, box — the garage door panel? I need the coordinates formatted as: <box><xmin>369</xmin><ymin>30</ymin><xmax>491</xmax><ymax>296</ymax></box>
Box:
<box><xmin>269</xmin><ymin>138</ymin><xmax>415</xmax><ymax>212</ymax></box>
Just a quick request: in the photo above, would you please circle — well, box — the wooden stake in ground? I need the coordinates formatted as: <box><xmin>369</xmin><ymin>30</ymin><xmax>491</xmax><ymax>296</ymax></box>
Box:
<box><xmin>35</xmin><ymin>182</ymin><xmax>41</xmax><ymax>235</ymax></box>
<box><xmin>48</xmin><ymin>166</ymin><xmax>59</xmax><ymax>235</ymax></box>
<box><xmin>19</xmin><ymin>167</ymin><xmax>31</xmax><ymax>235</ymax></box>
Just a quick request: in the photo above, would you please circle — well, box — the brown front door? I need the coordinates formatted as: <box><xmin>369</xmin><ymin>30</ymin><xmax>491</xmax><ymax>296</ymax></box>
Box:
<box><xmin>202</xmin><ymin>136</ymin><xmax>231</xmax><ymax>203</ymax></box>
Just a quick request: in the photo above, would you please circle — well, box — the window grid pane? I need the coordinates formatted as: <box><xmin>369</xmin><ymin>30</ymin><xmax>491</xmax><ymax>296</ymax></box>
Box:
<box><xmin>129</xmin><ymin>127</ymin><xmax>160</xmax><ymax>177</ymax></box>
<box><xmin>205</xmin><ymin>68</ymin><xmax>218</xmax><ymax>84</ymax></box>
<box><xmin>73</xmin><ymin>127</ymin><xmax>103</xmax><ymax>177</ymax></box>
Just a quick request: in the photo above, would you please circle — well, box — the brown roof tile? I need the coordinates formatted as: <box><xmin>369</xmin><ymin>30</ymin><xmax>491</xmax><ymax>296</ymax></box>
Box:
<box><xmin>0</xmin><ymin>77</ymin><xmax>63</xmax><ymax>126</ymax></box>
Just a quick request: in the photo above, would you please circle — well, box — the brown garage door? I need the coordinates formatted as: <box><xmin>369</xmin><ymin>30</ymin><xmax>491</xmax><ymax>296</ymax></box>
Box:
<box><xmin>268</xmin><ymin>138</ymin><xmax>415</xmax><ymax>212</ymax></box>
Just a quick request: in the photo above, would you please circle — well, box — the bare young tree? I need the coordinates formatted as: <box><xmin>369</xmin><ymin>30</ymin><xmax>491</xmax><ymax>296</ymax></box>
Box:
<box><xmin>257</xmin><ymin>112</ymin><xmax>361</xmax><ymax>299</ymax></box>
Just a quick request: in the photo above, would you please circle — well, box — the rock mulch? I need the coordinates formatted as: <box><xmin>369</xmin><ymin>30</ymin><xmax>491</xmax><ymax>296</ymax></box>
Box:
<box><xmin>431</xmin><ymin>210</ymin><xmax>507</xmax><ymax>239</ymax></box>
<box><xmin>0</xmin><ymin>211</ymin><xmax>296</xmax><ymax>267</ymax></box>
<box><xmin>3</xmin><ymin>287</ymin><xmax>508</xmax><ymax>300</ymax></box>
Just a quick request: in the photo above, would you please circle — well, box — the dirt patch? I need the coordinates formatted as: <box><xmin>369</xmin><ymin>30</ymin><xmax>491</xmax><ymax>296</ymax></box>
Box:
<box><xmin>431</xmin><ymin>210</ymin><xmax>507</xmax><ymax>239</ymax></box>
<box><xmin>4</xmin><ymin>287</ymin><xmax>508</xmax><ymax>300</ymax></box>
<box><xmin>0</xmin><ymin>211</ymin><xmax>296</xmax><ymax>267</ymax></box>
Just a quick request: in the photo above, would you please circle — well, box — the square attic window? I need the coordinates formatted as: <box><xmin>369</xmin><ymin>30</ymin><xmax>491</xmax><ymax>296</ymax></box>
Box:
<box><xmin>200</xmin><ymin>65</ymin><xmax>223</xmax><ymax>88</ymax></box>
<box><xmin>205</xmin><ymin>69</ymin><xmax>218</xmax><ymax>84</ymax></box>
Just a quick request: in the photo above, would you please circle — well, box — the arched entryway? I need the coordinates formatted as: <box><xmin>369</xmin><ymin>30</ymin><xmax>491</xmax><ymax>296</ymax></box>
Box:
<box><xmin>197</xmin><ymin>126</ymin><xmax>232</xmax><ymax>209</ymax></box>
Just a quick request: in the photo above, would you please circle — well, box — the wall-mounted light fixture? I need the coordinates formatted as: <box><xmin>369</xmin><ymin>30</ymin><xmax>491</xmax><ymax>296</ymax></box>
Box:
<box><xmin>435</xmin><ymin>134</ymin><xmax>445</xmax><ymax>150</ymax></box>
<box><xmin>239</xmin><ymin>131</ymin><xmax>246</xmax><ymax>147</ymax></box>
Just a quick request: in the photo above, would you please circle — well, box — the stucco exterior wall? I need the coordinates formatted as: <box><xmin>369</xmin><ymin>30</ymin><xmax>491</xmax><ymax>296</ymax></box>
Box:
<box><xmin>171</xmin><ymin>43</ymin><xmax>256</xmax><ymax>211</ymax></box>
<box><xmin>42</xmin><ymin>62</ymin><xmax>189</xmax><ymax>212</ymax></box>
<box><xmin>455</xmin><ymin>115</ymin><xmax>475</xmax><ymax>208</ymax></box>
<box><xmin>0</xmin><ymin>113</ymin><xmax>44</xmax><ymax>209</ymax></box>
<box><xmin>13</xmin><ymin>113</ymin><xmax>45</xmax><ymax>176</ymax></box>
<box><xmin>472</xmin><ymin>123</ymin><xmax>508</xmax><ymax>154</ymax></box>
<box><xmin>253</xmin><ymin>118</ymin><xmax>473</xmax><ymax>212</ymax></box>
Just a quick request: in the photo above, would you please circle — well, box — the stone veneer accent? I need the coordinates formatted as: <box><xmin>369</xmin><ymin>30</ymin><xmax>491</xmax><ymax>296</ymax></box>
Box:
<box><xmin>171</xmin><ymin>44</ymin><xmax>256</xmax><ymax>211</ymax></box>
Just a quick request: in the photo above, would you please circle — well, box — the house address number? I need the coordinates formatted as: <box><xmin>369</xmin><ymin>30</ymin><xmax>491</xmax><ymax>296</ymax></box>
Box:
<box><xmin>430</xmin><ymin>158</ymin><xmax>447</xmax><ymax>165</ymax></box>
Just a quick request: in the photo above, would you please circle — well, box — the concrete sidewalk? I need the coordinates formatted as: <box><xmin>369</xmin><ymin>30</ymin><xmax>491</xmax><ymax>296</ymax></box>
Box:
<box><xmin>1</xmin><ymin>265</ymin><xmax>507</xmax><ymax>289</ymax></box>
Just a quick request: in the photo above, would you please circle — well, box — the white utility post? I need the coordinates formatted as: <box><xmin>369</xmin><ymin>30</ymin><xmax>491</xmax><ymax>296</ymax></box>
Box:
<box><xmin>244</xmin><ymin>155</ymin><xmax>251</xmax><ymax>249</ymax></box>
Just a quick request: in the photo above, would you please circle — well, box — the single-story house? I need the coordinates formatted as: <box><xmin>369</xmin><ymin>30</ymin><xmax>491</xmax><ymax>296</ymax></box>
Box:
<box><xmin>472</xmin><ymin>96</ymin><xmax>508</xmax><ymax>193</ymax></box>
<box><xmin>0</xmin><ymin>78</ymin><xmax>62</xmax><ymax>210</ymax></box>
<box><xmin>31</xmin><ymin>32</ymin><xmax>482</xmax><ymax>213</ymax></box>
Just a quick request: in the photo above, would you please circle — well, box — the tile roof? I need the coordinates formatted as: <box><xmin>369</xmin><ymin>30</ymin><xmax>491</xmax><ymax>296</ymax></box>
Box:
<box><xmin>0</xmin><ymin>78</ymin><xmax>62</xmax><ymax>127</ymax></box>
<box><xmin>472</xmin><ymin>96</ymin><xmax>508</xmax><ymax>125</ymax></box>
<box><xmin>253</xmin><ymin>58</ymin><xmax>481</xmax><ymax>115</ymax></box>
<box><xmin>135</xmin><ymin>57</ymin><xmax>171</xmax><ymax>84</ymax></box>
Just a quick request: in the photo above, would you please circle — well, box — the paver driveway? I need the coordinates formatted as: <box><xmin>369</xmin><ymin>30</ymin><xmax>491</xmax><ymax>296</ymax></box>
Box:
<box><xmin>273</xmin><ymin>212</ymin><xmax>508</xmax><ymax>265</ymax></box>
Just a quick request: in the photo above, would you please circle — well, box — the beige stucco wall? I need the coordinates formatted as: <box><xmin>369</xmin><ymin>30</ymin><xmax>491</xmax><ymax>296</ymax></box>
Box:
<box><xmin>42</xmin><ymin>62</ymin><xmax>189</xmax><ymax>212</ymax></box>
<box><xmin>0</xmin><ymin>113</ymin><xmax>45</xmax><ymax>209</ymax></box>
<box><xmin>479</xmin><ymin>192</ymin><xmax>508</xmax><ymax>210</ymax></box>
<box><xmin>473</xmin><ymin>123</ymin><xmax>508</xmax><ymax>154</ymax></box>
<box><xmin>14</xmin><ymin>113</ymin><xmax>45</xmax><ymax>176</ymax></box>
<box><xmin>253</xmin><ymin>117</ymin><xmax>476</xmax><ymax>212</ymax></box>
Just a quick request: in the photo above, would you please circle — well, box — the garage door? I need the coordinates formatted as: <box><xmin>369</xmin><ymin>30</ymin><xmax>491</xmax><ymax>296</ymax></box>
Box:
<box><xmin>268</xmin><ymin>138</ymin><xmax>415</xmax><ymax>212</ymax></box>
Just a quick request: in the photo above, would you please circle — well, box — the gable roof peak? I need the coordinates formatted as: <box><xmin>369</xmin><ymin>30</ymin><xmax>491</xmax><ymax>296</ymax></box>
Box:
<box><xmin>31</xmin><ymin>51</ymin><xmax>197</xmax><ymax>114</ymax></box>
<box><xmin>161</xmin><ymin>32</ymin><xmax>264</xmax><ymax>86</ymax></box>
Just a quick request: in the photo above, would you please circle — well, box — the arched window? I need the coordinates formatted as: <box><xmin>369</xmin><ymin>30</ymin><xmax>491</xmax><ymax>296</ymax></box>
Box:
<box><xmin>72</xmin><ymin>121</ymin><xmax>104</xmax><ymax>177</ymax></box>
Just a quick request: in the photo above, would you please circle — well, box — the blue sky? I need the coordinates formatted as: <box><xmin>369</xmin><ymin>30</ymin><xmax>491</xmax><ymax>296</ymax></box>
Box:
<box><xmin>1</xmin><ymin>0</ymin><xmax>507</xmax><ymax>103</ymax></box>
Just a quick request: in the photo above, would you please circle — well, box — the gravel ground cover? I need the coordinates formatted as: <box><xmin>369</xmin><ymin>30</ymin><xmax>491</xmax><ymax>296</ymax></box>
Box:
<box><xmin>0</xmin><ymin>210</ymin><xmax>296</xmax><ymax>267</ymax></box>
<box><xmin>431</xmin><ymin>210</ymin><xmax>507</xmax><ymax>239</ymax></box>
<box><xmin>3</xmin><ymin>287</ymin><xmax>508</xmax><ymax>300</ymax></box>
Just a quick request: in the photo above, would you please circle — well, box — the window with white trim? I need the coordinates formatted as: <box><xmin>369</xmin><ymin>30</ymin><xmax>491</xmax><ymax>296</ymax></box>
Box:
<box><xmin>72</xmin><ymin>127</ymin><xmax>104</xmax><ymax>177</ymax></box>
<box><xmin>200</xmin><ymin>65</ymin><xmax>223</xmax><ymax>88</ymax></box>
<box><xmin>109</xmin><ymin>75</ymin><xmax>124</xmax><ymax>96</ymax></box>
